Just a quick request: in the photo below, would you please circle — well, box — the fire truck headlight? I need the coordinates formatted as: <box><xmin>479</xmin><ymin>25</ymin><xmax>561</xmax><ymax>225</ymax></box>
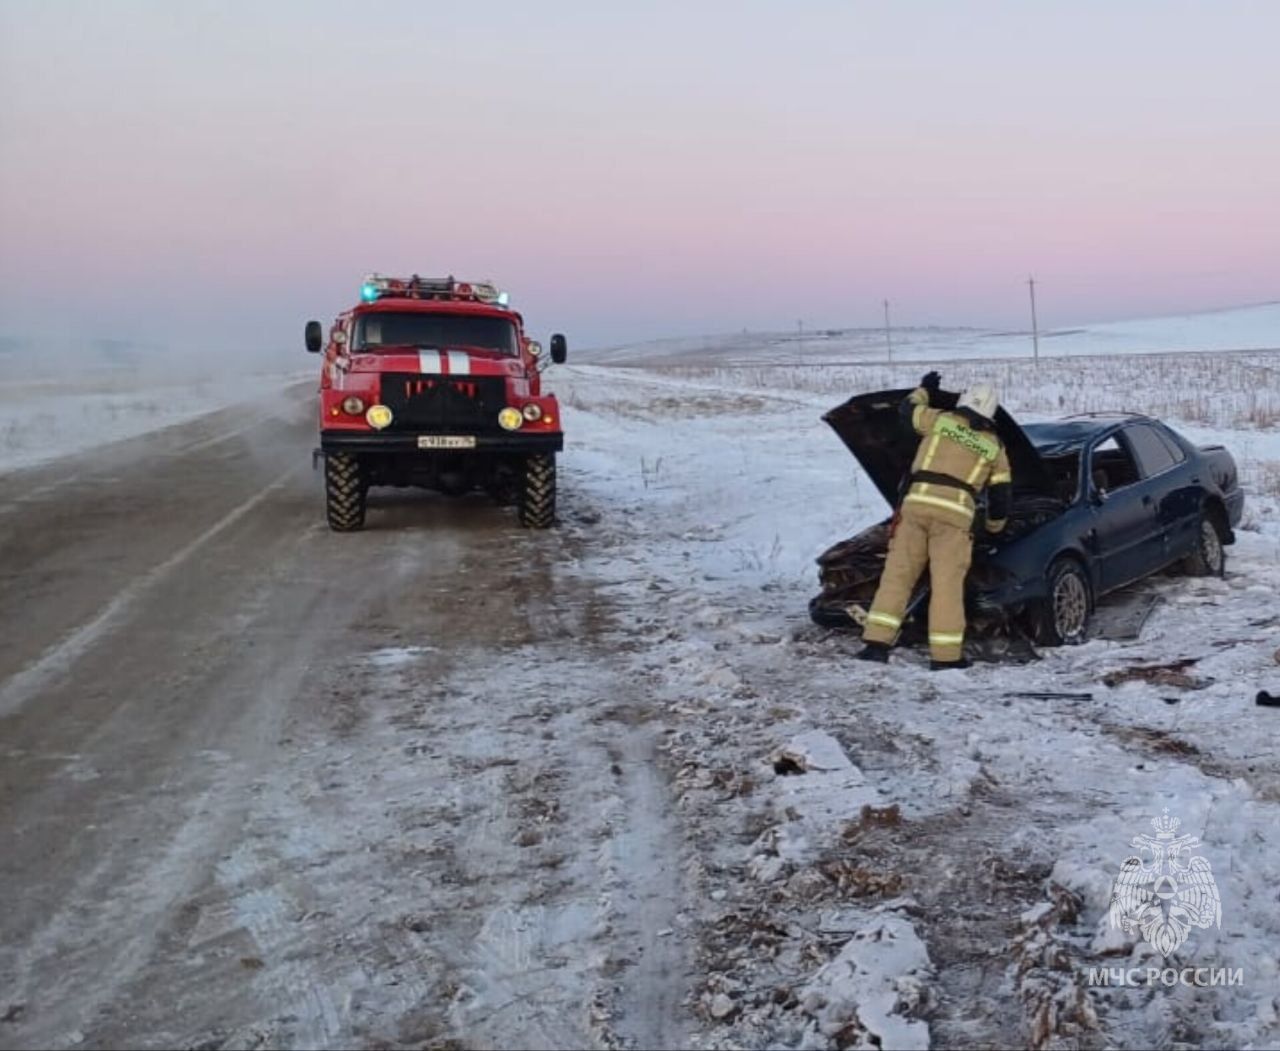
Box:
<box><xmin>342</xmin><ymin>396</ymin><xmax>366</xmax><ymax>415</ymax></box>
<box><xmin>498</xmin><ymin>407</ymin><xmax>524</xmax><ymax>431</ymax></box>
<box><xmin>522</xmin><ymin>403</ymin><xmax>543</xmax><ymax>422</ymax></box>
<box><xmin>366</xmin><ymin>404</ymin><xmax>393</xmax><ymax>430</ymax></box>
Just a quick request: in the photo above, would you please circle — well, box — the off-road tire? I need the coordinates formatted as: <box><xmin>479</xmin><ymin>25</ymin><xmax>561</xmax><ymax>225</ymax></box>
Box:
<box><xmin>1181</xmin><ymin>510</ymin><xmax>1226</xmax><ymax>577</ymax></box>
<box><xmin>1031</xmin><ymin>557</ymin><xmax>1091</xmax><ymax>646</ymax></box>
<box><xmin>518</xmin><ymin>453</ymin><xmax>556</xmax><ymax>529</ymax></box>
<box><xmin>325</xmin><ymin>452</ymin><xmax>367</xmax><ymax>532</ymax></box>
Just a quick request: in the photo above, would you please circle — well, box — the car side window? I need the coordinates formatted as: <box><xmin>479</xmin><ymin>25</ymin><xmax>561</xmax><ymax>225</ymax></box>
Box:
<box><xmin>1124</xmin><ymin>424</ymin><xmax>1178</xmax><ymax>478</ymax></box>
<box><xmin>1153</xmin><ymin>425</ymin><xmax>1187</xmax><ymax>465</ymax></box>
<box><xmin>1089</xmin><ymin>435</ymin><xmax>1141</xmax><ymax>492</ymax></box>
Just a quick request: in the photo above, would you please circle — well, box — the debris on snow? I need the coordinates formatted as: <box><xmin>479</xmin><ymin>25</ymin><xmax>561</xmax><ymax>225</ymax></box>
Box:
<box><xmin>708</xmin><ymin>993</ymin><xmax>737</xmax><ymax>1020</ymax></box>
<box><xmin>1047</xmin><ymin>858</ymin><xmax>1133</xmax><ymax>956</ymax></box>
<box><xmin>815</xmin><ymin>860</ymin><xmax>905</xmax><ymax>900</ymax></box>
<box><xmin>1009</xmin><ymin>882</ymin><xmax>1103</xmax><ymax>1050</ymax></box>
<box><xmin>766</xmin><ymin>732</ymin><xmax>884</xmax><ymax>829</ymax></box>
<box><xmin>750</xmin><ymin>732</ymin><xmax>887</xmax><ymax>880</ymax></box>
<box><xmin>847</xmin><ymin>803</ymin><xmax>902</xmax><ymax>833</ymax></box>
<box><xmin>1101</xmin><ymin>657</ymin><xmax>1213</xmax><ymax>691</ymax></box>
<box><xmin>797</xmin><ymin>914</ymin><xmax>932</xmax><ymax>1050</ymax></box>
<box><xmin>770</xmin><ymin>730</ymin><xmax>858</xmax><ymax>775</ymax></box>
<box><xmin>363</xmin><ymin>645</ymin><xmax>437</xmax><ymax>667</ymax></box>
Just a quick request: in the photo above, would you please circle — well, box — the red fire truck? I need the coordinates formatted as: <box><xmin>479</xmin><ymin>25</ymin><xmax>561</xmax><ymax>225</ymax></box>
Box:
<box><xmin>306</xmin><ymin>275</ymin><xmax>566</xmax><ymax>530</ymax></box>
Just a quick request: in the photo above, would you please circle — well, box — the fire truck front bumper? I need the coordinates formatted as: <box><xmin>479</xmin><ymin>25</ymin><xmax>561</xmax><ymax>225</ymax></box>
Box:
<box><xmin>317</xmin><ymin>431</ymin><xmax>564</xmax><ymax>460</ymax></box>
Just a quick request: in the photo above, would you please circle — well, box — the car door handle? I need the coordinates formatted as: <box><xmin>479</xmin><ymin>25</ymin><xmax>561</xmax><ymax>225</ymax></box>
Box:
<box><xmin>1142</xmin><ymin>495</ymin><xmax>1153</xmax><ymax>505</ymax></box>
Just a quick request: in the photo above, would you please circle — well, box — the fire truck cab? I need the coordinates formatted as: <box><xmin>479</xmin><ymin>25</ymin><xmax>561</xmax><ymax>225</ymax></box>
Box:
<box><xmin>305</xmin><ymin>274</ymin><xmax>566</xmax><ymax>530</ymax></box>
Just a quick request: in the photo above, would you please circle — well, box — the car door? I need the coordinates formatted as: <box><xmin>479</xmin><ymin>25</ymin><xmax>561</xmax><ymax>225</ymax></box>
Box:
<box><xmin>1084</xmin><ymin>433</ymin><xmax>1165</xmax><ymax>592</ymax></box>
<box><xmin>1122</xmin><ymin>423</ymin><xmax>1190</xmax><ymax>567</ymax></box>
<box><xmin>1150</xmin><ymin>424</ymin><xmax>1201</xmax><ymax>561</ymax></box>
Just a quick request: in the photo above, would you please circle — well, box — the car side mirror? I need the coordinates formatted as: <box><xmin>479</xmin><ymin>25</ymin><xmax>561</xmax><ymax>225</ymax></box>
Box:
<box><xmin>1090</xmin><ymin>487</ymin><xmax>1108</xmax><ymax>506</ymax></box>
<box><xmin>305</xmin><ymin>320</ymin><xmax>323</xmax><ymax>353</ymax></box>
<box><xmin>550</xmin><ymin>333</ymin><xmax>567</xmax><ymax>364</ymax></box>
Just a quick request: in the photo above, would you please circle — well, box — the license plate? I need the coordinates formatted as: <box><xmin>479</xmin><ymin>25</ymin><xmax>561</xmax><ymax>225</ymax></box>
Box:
<box><xmin>417</xmin><ymin>435</ymin><xmax>476</xmax><ymax>450</ymax></box>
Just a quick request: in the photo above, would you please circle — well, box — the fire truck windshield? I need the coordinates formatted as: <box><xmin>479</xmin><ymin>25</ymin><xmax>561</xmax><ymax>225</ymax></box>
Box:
<box><xmin>353</xmin><ymin>312</ymin><xmax>518</xmax><ymax>355</ymax></box>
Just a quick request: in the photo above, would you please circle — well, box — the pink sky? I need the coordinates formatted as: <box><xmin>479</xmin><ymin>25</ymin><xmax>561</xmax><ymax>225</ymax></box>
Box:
<box><xmin>1</xmin><ymin>1</ymin><xmax>1277</xmax><ymax>351</ymax></box>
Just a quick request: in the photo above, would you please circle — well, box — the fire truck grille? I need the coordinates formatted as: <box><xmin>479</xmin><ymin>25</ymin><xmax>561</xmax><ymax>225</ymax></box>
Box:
<box><xmin>380</xmin><ymin>373</ymin><xmax>507</xmax><ymax>432</ymax></box>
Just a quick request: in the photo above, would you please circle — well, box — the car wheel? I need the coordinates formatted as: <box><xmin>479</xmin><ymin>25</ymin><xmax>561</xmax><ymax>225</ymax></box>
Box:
<box><xmin>1182</xmin><ymin>513</ymin><xmax>1226</xmax><ymax>577</ymax></box>
<box><xmin>1032</xmin><ymin>558</ymin><xmax>1091</xmax><ymax>646</ymax></box>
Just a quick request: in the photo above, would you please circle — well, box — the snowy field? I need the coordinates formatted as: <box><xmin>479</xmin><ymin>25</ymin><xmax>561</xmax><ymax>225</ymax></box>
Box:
<box><xmin>585</xmin><ymin>300</ymin><xmax>1280</xmax><ymax>369</ymax></box>
<box><xmin>0</xmin><ymin>339</ymin><xmax>307</xmax><ymax>472</ymax></box>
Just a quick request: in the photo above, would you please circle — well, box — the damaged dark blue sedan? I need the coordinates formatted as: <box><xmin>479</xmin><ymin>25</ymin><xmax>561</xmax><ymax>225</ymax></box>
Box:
<box><xmin>810</xmin><ymin>389</ymin><xmax>1245</xmax><ymax>647</ymax></box>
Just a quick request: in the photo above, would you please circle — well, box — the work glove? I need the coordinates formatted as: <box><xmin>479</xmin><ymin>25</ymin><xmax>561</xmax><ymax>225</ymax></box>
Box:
<box><xmin>920</xmin><ymin>371</ymin><xmax>941</xmax><ymax>392</ymax></box>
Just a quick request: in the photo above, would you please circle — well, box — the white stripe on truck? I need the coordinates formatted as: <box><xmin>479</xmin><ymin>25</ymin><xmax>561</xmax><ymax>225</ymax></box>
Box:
<box><xmin>418</xmin><ymin>350</ymin><xmax>442</xmax><ymax>374</ymax></box>
<box><xmin>447</xmin><ymin>350</ymin><xmax>471</xmax><ymax>375</ymax></box>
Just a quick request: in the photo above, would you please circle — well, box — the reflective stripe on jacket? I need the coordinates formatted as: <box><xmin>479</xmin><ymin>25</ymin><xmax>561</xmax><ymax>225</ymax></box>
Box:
<box><xmin>904</xmin><ymin>401</ymin><xmax>1011</xmax><ymax>526</ymax></box>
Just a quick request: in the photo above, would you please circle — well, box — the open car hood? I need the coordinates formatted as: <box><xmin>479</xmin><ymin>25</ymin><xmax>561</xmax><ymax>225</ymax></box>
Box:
<box><xmin>823</xmin><ymin>389</ymin><xmax>1055</xmax><ymax>507</ymax></box>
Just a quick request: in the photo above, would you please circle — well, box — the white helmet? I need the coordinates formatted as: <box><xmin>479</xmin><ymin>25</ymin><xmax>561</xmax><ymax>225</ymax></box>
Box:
<box><xmin>958</xmin><ymin>383</ymin><xmax>999</xmax><ymax>419</ymax></box>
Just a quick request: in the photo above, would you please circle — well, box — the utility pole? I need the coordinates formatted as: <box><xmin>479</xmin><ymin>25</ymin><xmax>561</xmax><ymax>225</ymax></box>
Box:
<box><xmin>883</xmin><ymin>299</ymin><xmax>893</xmax><ymax>364</ymax></box>
<box><xmin>1028</xmin><ymin>276</ymin><xmax>1040</xmax><ymax>365</ymax></box>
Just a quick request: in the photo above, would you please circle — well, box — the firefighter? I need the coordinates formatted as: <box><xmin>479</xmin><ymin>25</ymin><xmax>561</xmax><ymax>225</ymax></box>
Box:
<box><xmin>855</xmin><ymin>372</ymin><xmax>1012</xmax><ymax>670</ymax></box>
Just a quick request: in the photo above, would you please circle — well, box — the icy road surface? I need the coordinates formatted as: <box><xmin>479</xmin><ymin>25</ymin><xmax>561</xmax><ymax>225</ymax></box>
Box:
<box><xmin>1</xmin><ymin>356</ymin><xmax>1279</xmax><ymax>1050</ymax></box>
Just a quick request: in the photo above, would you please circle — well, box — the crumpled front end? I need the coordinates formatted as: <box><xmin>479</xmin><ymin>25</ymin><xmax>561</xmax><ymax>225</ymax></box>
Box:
<box><xmin>808</xmin><ymin>518</ymin><xmax>1045</xmax><ymax>662</ymax></box>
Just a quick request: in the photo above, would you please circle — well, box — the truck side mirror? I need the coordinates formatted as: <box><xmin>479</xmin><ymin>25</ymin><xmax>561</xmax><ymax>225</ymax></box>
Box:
<box><xmin>550</xmin><ymin>333</ymin><xmax>567</xmax><ymax>364</ymax></box>
<box><xmin>305</xmin><ymin>320</ymin><xmax>323</xmax><ymax>353</ymax></box>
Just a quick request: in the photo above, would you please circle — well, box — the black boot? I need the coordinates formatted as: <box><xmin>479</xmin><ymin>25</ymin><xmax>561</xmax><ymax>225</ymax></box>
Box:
<box><xmin>856</xmin><ymin>642</ymin><xmax>890</xmax><ymax>663</ymax></box>
<box><xmin>930</xmin><ymin>658</ymin><xmax>973</xmax><ymax>671</ymax></box>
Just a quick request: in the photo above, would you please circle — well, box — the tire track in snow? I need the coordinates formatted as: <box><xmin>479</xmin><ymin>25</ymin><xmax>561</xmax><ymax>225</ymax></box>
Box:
<box><xmin>607</xmin><ymin>730</ymin><xmax>690</xmax><ymax>1051</ymax></box>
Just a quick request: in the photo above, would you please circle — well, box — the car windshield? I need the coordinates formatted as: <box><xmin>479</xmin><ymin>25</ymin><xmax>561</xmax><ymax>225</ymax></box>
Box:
<box><xmin>353</xmin><ymin>312</ymin><xmax>518</xmax><ymax>355</ymax></box>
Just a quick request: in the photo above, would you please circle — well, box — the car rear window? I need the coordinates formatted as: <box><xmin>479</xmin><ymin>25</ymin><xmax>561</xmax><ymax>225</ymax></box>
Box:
<box><xmin>1124</xmin><ymin>424</ymin><xmax>1178</xmax><ymax>478</ymax></box>
<box><xmin>1154</xmin><ymin>425</ymin><xmax>1187</xmax><ymax>464</ymax></box>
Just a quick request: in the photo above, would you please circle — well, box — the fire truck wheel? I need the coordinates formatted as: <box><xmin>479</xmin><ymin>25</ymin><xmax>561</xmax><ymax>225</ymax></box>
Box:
<box><xmin>325</xmin><ymin>453</ymin><xmax>367</xmax><ymax>532</ymax></box>
<box><xmin>518</xmin><ymin>453</ymin><xmax>556</xmax><ymax>529</ymax></box>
